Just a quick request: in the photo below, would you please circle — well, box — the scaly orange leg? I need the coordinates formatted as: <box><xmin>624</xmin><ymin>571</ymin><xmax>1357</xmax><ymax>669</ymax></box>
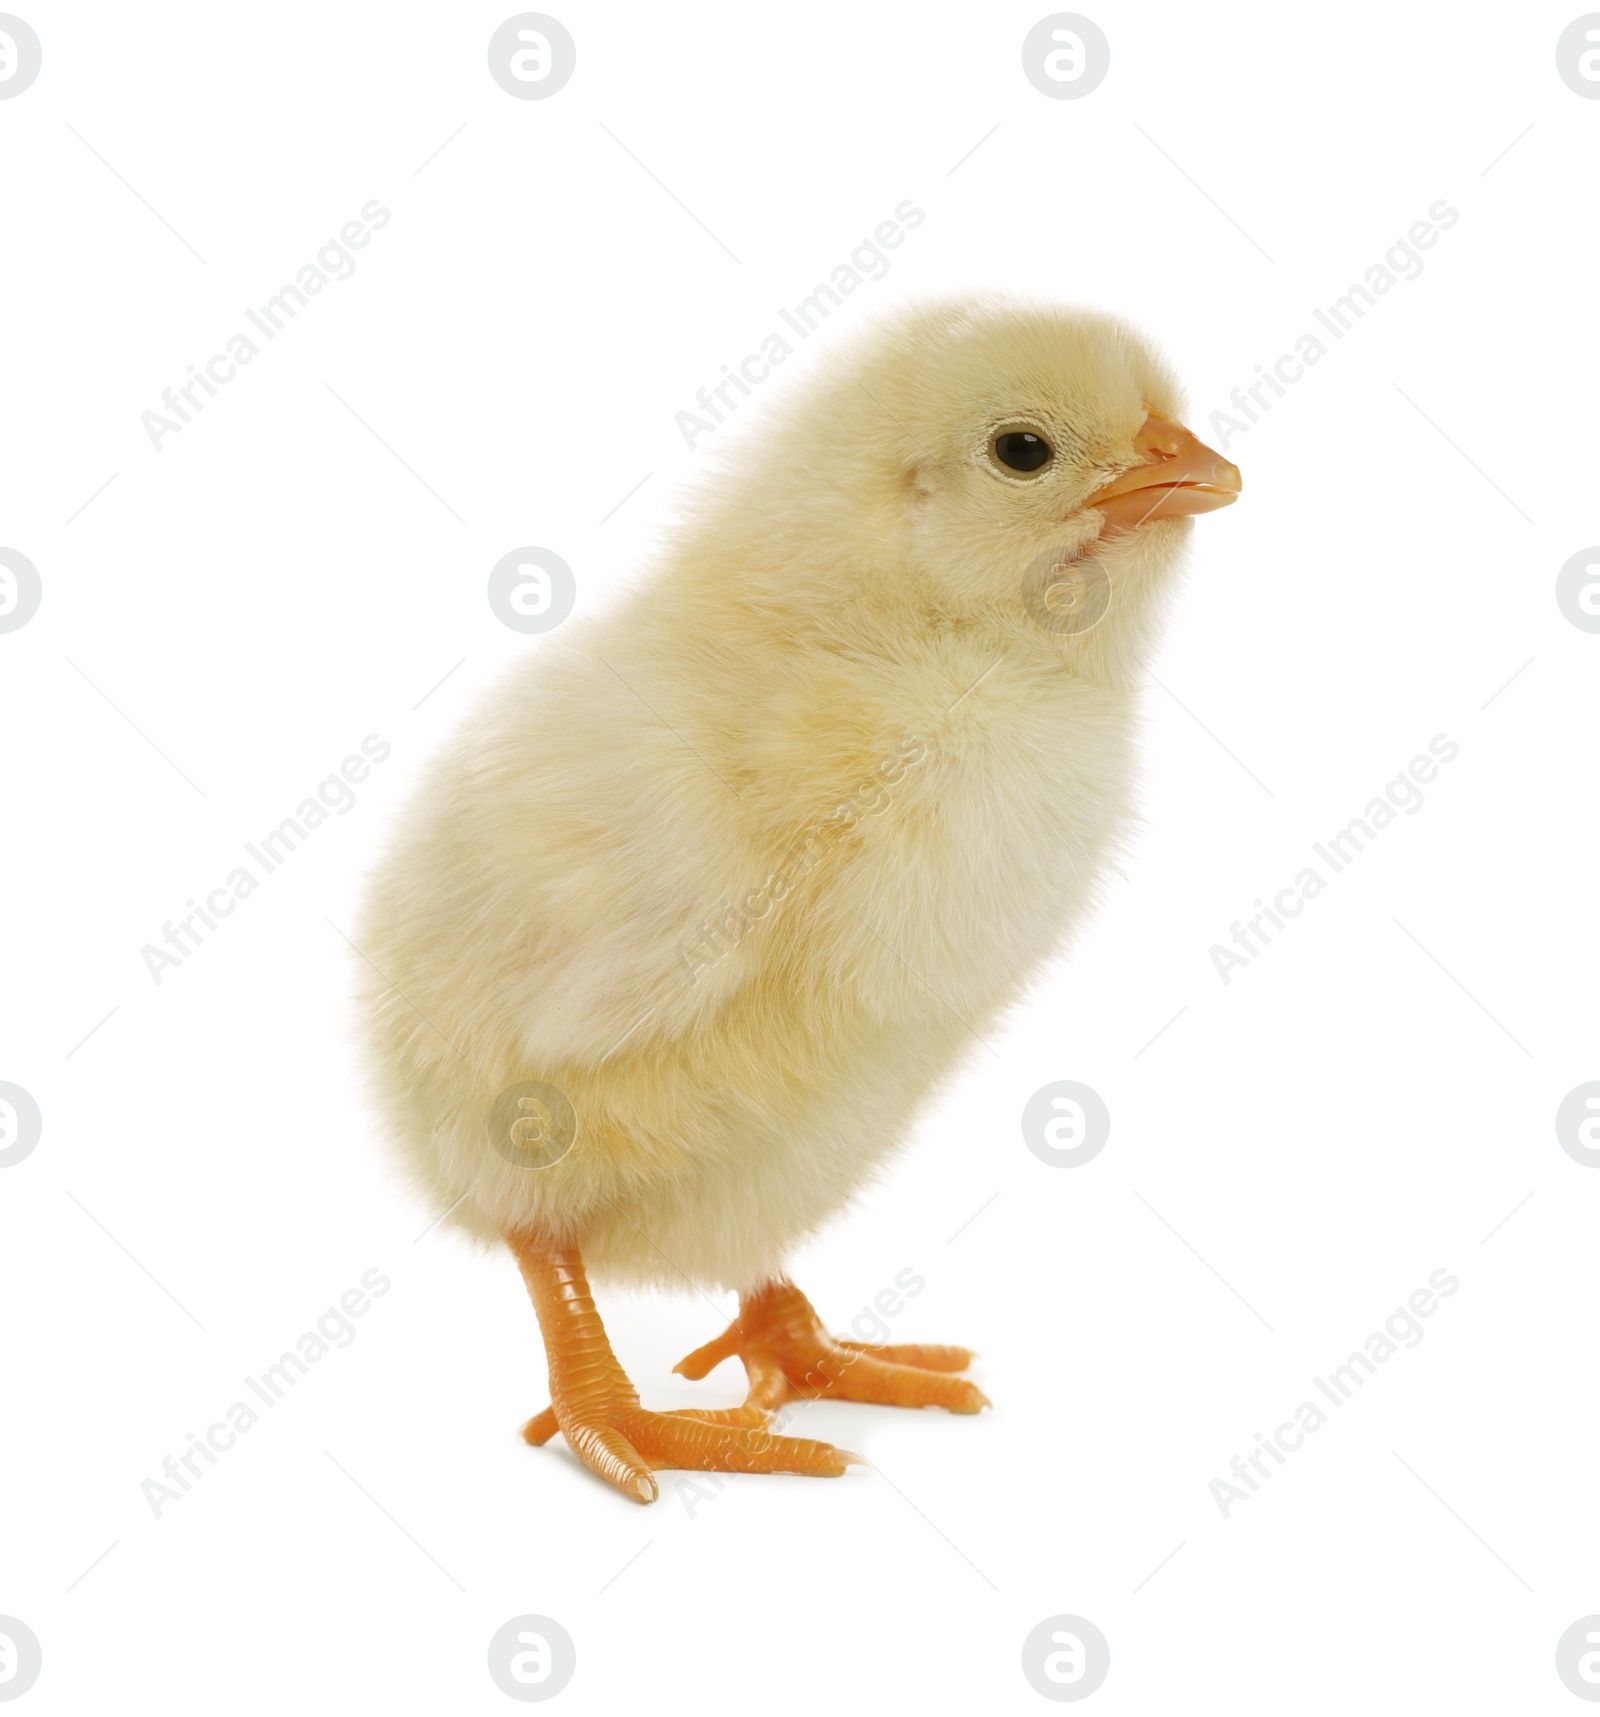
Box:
<box><xmin>506</xmin><ymin>1232</ymin><xmax>859</xmax><ymax>1504</ymax></box>
<box><xmin>674</xmin><ymin>1278</ymin><xmax>990</xmax><ymax>1414</ymax></box>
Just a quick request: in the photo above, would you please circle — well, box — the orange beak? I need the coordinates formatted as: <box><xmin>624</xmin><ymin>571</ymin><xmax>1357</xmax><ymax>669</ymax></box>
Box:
<box><xmin>1083</xmin><ymin>414</ymin><xmax>1241</xmax><ymax>533</ymax></box>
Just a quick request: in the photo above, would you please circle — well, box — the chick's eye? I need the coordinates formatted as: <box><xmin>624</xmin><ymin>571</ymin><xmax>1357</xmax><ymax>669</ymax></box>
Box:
<box><xmin>993</xmin><ymin>430</ymin><xmax>1053</xmax><ymax>473</ymax></box>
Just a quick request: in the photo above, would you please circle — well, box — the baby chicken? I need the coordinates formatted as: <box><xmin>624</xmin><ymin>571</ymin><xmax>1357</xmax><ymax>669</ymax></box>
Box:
<box><xmin>356</xmin><ymin>295</ymin><xmax>1239</xmax><ymax>1503</ymax></box>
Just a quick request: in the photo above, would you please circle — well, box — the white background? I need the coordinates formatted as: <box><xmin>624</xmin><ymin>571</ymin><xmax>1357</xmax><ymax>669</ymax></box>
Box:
<box><xmin>3</xmin><ymin>2</ymin><xmax>1598</xmax><ymax>1711</ymax></box>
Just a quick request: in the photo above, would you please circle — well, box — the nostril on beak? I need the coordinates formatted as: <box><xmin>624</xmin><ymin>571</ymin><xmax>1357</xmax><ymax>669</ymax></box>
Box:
<box><xmin>1135</xmin><ymin>414</ymin><xmax>1185</xmax><ymax>459</ymax></box>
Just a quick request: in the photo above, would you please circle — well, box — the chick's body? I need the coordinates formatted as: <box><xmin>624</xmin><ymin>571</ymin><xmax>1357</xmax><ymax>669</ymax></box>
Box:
<box><xmin>356</xmin><ymin>297</ymin><xmax>1239</xmax><ymax>1499</ymax></box>
<box><xmin>361</xmin><ymin>581</ymin><xmax>1133</xmax><ymax>1288</ymax></box>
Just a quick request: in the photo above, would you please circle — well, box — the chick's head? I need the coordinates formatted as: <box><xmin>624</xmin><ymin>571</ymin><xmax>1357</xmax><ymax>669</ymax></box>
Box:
<box><xmin>811</xmin><ymin>297</ymin><xmax>1241</xmax><ymax>647</ymax></box>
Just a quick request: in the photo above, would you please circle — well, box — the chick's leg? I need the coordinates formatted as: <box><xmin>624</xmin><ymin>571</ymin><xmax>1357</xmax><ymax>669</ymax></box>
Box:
<box><xmin>506</xmin><ymin>1232</ymin><xmax>858</xmax><ymax>1505</ymax></box>
<box><xmin>674</xmin><ymin>1278</ymin><xmax>990</xmax><ymax>1414</ymax></box>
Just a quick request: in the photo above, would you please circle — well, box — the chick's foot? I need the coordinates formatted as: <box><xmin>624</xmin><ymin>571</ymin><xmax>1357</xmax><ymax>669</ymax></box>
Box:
<box><xmin>507</xmin><ymin>1233</ymin><xmax>859</xmax><ymax>1505</ymax></box>
<box><xmin>674</xmin><ymin>1278</ymin><xmax>990</xmax><ymax>1414</ymax></box>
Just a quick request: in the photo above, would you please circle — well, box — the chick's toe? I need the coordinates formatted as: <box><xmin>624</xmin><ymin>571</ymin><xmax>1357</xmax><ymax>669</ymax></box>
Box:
<box><xmin>676</xmin><ymin>1279</ymin><xmax>991</xmax><ymax>1416</ymax></box>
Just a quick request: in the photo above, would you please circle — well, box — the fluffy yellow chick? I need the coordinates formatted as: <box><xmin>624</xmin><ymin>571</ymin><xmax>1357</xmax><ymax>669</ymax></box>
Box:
<box><xmin>355</xmin><ymin>295</ymin><xmax>1240</xmax><ymax>1502</ymax></box>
